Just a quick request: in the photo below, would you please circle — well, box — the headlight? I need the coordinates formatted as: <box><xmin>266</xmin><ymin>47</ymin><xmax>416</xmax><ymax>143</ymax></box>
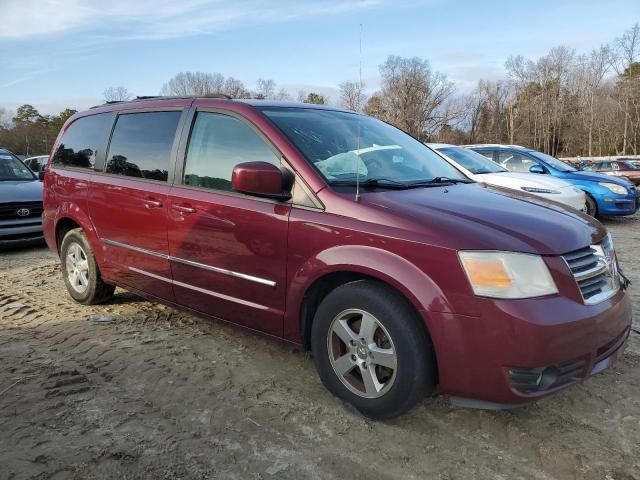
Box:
<box><xmin>521</xmin><ymin>187</ymin><xmax>561</xmax><ymax>194</ymax></box>
<box><xmin>599</xmin><ymin>182</ymin><xmax>627</xmax><ymax>195</ymax></box>
<box><xmin>459</xmin><ymin>251</ymin><xmax>558</xmax><ymax>299</ymax></box>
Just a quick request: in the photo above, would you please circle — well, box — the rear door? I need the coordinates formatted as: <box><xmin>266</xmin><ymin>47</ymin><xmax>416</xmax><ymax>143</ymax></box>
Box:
<box><xmin>167</xmin><ymin>108</ymin><xmax>291</xmax><ymax>336</ymax></box>
<box><xmin>88</xmin><ymin>109</ymin><xmax>186</xmax><ymax>301</ymax></box>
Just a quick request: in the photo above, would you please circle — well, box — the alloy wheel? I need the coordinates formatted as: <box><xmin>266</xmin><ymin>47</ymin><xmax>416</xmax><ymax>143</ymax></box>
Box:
<box><xmin>326</xmin><ymin>308</ymin><xmax>397</xmax><ymax>398</ymax></box>
<box><xmin>66</xmin><ymin>242</ymin><xmax>90</xmax><ymax>294</ymax></box>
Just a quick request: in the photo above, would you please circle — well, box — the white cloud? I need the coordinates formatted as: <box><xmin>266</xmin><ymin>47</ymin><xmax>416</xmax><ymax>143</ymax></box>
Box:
<box><xmin>0</xmin><ymin>0</ymin><xmax>388</xmax><ymax>40</ymax></box>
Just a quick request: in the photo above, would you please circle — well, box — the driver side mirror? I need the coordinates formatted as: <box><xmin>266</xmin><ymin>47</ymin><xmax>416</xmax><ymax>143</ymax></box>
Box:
<box><xmin>231</xmin><ymin>161</ymin><xmax>292</xmax><ymax>200</ymax></box>
<box><xmin>529</xmin><ymin>164</ymin><xmax>545</xmax><ymax>174</ymax></box>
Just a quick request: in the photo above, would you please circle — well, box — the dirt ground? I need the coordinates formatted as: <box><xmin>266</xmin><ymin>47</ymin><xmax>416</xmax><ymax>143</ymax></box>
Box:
<box><xmin>0</xmin><ymin>214</ymin><xmax>639</xmax><ymax>480</ymax></box>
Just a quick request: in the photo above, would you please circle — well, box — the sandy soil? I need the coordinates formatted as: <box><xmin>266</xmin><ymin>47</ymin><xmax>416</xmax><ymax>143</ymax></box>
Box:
<box><xmin>1</xmin><ymin>213</ymin><xmax>639</xmax><ymax>480</ymax></box>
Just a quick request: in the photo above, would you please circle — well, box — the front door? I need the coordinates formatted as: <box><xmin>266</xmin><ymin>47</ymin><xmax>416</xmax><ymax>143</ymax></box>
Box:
<box><xmin>88</xmin><ymin>110</ymin><xmax>184</xmax><ymax>301</ymax></box>
<box><xmin>167</xmin><ymin>110</ymin><xmax>290</xmax><ymax>337</ymax></box>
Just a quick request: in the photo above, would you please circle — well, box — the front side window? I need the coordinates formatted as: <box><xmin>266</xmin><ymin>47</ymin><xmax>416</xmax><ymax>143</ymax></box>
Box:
<box><xmin>259</xmin><ymin>107</ymin><xmax>466</xmax><ymax>185</ymax></box>
<box><xmin>438</xmin><ymin>147</ymin><xmax>505</xmax><ymax>174</ymax></box>
<box><xmin>0</xmin><ymin>152</ymin><xmax>35</xmax><ymax>181</ymax></box>
<box><xmin>105</xmin><ymin>111</ymin><xmax>181</xmax><ymax>182</ymax></box>
<box><xmin>497</xmin><ymin>151</ymin><xmax>539</xmax><ymax>173</ymax></box>
<box><xmin>183</xmin><ymin>112</ymin><xmax>280</xmax><ymax>192</ymax></box>
<box><xmin>528</xmin><ymin>151</ymin><xmax>577</xmax><ymax>172</ymax></box>
<box><xmin>53</xmin><ymin>113</ymin><xmax>112</xmax><ymax>169</ymax></box>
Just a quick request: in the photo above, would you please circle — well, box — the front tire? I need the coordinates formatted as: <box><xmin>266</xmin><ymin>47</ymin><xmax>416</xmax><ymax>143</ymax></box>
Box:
<box><xmin>60</xmin><ymin>228</ymin><xmax>115</xmax><ymax>305</ymax></box>
<box><xmin>311</xmin><ymin>280</ymin><xmax>436</xmax><ymax>419</ymax></box>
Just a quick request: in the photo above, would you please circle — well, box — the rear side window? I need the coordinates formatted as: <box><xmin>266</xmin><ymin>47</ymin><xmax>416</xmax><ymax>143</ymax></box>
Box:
<box><xmin>105</xmin><ymin>111</ymin><xmax>181</xmax><ymax>182</ymax></box>
<box><xmin>182</xmin><ymin>112</ymin><xmax>280</xmax><ymax>192</ymax></box>
<box><xmin>53</xmin><ymin>113</ymin><xmax>112</xmax><ymax>169</ymax></box>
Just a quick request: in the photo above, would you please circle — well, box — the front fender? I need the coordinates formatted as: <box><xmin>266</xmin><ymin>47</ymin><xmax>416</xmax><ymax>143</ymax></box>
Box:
<box><xmin>283</xmin><ymin>244</ymin><xmax>452</xmax><ymax>344</ymax></box>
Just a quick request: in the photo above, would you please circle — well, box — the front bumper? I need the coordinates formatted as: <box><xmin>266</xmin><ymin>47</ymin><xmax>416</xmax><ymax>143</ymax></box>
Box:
<box><xmin>426</xmin><ymin>289</ymin><xmax>632</xmax><ymax>406</ymax></box>
<box><xmin>0</xmin><ymin>218</ymin><xmax>44</xmax><ymax>246</ymax></box>
<box><xmin>596</xmin><ymin>188</ymin><xmax>640</xmax><ymax>215</ymax></box>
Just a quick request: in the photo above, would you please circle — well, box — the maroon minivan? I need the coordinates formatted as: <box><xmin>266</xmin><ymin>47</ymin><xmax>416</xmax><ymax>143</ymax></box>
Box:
<box><xmin>42</xmin><ymin>97</ymin><xmax>632</xmax><ymax>419</ymax></box>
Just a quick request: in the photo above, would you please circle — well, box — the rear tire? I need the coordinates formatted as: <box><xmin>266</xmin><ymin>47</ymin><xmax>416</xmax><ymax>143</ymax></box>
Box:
<box><xmin>585</xmin><ymin>194</ymin><xmax>597</xmax><ymax>217</ymax></box>
<box><xmin>60</xmin><ymin>228</ymin><xmax>115</xmax><ymax>305</ymax></box>
<box><xmin>311</xmin><ymin>280</ymin><xmax>436</xmax><ymax>420</ymax></box>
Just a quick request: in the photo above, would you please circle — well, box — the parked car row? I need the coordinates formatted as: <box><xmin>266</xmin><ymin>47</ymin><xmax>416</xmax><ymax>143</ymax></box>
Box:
<box><xmin>579</xmin><ymin>159</ymin><xmax>640</xmax><ymax>186</ymax></box>
<box><xmin>33</xmin><ymin>97</ymin><xmax>632</xmax><ymax>419</ymax></box>
<box><xmin>466</xmin><ymin>145</ymin><xmax>639</xmax><ymax>217</ymax></box>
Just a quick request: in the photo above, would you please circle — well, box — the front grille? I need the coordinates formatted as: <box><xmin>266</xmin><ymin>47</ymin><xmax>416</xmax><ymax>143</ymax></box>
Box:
<box><xmin>0</xmin><ymin>202</ymin><xmax>43</xmax><ymax>220</ymax></box>
<box><xmin>562</xmin><ymin>236</ymin><xmax>619</xmax><ymax>304</ymax></box>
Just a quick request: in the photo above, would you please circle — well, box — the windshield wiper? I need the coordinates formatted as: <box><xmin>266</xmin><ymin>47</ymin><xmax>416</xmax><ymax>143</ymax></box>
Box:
<box><xmin>407</xmin><ymin>177</ymin><xmax>474</xmax><ymax>187</ymax></box>
<box><xmin>329</xmin><ymin>178</ymin><xmax>410</xmax><ymax>189</ymax></box>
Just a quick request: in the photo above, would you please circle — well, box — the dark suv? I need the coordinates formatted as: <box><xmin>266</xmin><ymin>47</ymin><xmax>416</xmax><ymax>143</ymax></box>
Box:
<box><xmin>0</xmin><ymin>148</ymin><xmax>44</xmax><ymax>246</ymax></box>
<box><xmin>43</xmin><ymin>97</ymin><xmax>632</xmax><ymax>419</ymax></box>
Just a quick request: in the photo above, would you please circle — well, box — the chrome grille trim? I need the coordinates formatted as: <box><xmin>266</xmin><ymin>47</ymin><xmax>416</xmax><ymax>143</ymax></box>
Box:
<box><xmin>562</xmin><ymin>235</ymin><xmax>620</xmax><ymax>305</ymax></box>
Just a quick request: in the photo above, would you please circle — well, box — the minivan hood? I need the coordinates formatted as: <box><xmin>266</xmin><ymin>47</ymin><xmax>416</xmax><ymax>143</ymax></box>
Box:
<box><xmin>361</xmin><ymin>183</ymin><xmax>604</xmax><ymax>255</ymax></box>
<box><xmin>0</xmin><ymin>180</ymin><xmax>43</xmax><ymax>203</ymax></box>
<box><xmin>476</xmin><ymin>171</ymin><xmax>573</xmax><ymax>190</ymax></box>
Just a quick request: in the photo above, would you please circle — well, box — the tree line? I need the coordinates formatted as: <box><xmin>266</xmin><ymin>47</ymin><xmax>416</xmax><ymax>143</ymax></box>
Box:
<box><xmin>1</xmin><ymin>23</ymin><xmax>638</xmax><ymax>158</ymax></box>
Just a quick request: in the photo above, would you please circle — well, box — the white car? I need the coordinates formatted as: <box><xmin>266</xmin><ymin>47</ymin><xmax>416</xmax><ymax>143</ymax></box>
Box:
<box><xmin>428</xmin><ymin>143</ymin><xmax>586</xmax><ymax>211</ymax></box>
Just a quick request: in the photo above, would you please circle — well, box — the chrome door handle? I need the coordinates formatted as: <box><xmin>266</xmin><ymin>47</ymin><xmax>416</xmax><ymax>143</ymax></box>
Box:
<box><xmin>171</xmin><ymin>204</ymin><xmax>197</xmax><ymax>214</ymax></box>
<box><xmin>143</xmin><ymin>199</ymin><xmax>163</xmax><ymax>208</ymax></box>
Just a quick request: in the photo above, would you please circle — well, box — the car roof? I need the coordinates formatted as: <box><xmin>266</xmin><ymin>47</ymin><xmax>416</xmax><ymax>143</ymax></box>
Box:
<box><xmin>465</xmin><ymin>144</ymin><xmax>532</xmax><ymax>151</ymax></box>
<box><xmin>89</xmin><ymin>96</ymin><xmax>353</xmax><ymax>114</ymax></box>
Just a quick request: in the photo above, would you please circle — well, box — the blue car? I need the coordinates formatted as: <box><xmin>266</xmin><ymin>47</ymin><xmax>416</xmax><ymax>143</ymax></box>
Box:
<box><xmin>467</xmin><ymin>145</ymin><xmax>639</xmax><ymax>217</ymax></box>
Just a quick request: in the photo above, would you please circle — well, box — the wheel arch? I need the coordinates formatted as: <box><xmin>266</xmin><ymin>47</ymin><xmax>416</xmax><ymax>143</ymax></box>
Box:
<box><xmin>52</xmin><ymin>205</ymin><xmax>102</xmax><ymax>261</ymax></box>
<box><xmin>287</xmin><ymin>245</ymin><xmax>450</xmax><ymax>352</ymax></box>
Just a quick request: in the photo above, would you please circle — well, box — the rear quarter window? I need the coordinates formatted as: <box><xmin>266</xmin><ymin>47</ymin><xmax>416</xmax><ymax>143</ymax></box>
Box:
<box><xmin>53</xmin><ymin>113</ymin><xmax>113</xmax><ymax>169</ymax></box>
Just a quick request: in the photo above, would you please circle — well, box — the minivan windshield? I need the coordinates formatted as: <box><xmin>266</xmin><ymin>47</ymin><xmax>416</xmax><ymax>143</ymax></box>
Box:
<box><xmin>437</xmin><ymin>146</ymin><xmax>506</xmax><ymax>174</ymax></box>
<box><xmin>0</xmin><ymin>152</ymin><xmax>36</xmax><ymax>181</ymax></box>
<box><xmin>529</xmin><ymin>151</ymin><xmax>577</xmax><ymax>172</ymax></box>
<box><xmin>260</xmin><ymin>108</ymin><xmax>467</xmax><ymax>186</ymax></box>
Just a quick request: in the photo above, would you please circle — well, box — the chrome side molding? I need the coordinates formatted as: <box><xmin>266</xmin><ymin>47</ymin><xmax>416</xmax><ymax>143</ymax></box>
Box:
<box><xmin>102</xmin><ymin>237</ymin><xmax>276</xmax><ymax>287</ymax></box>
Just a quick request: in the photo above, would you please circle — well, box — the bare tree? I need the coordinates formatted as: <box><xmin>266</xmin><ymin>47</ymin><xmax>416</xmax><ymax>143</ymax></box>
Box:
<box><xmin>276</xmin><ymin>88</ymin><xmax>292</xmax><ymax>101</ymax></box>
<box><xmin>339</xmin><ymin>81</ymin><xmax>367</xmax><ymax>112</ymax></box>
<box><xmin>611</xmin><ymin>23</ymin><xmax>640</xmax><ymax>154</ymax></box>
<box><xmin>255</xmin><ymin>78</ymin><xmax>276</xmax><ymax>99</ymax></box>
<box><xmin>373</xmin><ymin>56</ymin><xmax>455</xmax><ymax>139</ymax></box>
<box><xmin>574</xmin><ymin>46</ymin><xmax>611</xmax><ymax>155</ymax></box>
<box><xmin>103</xmin><ymin>86</ymin><xmax>132</xmax><ymax>103</ymax></box>
<box><xmin>222</xmin><ymin>77</ymin><xmax>250</xmax><ymax>99</ymax></box>
<box><xmin>160</xmin><ymin>72</ymin><xmax>225</xmax><ymax>96</ymax></box>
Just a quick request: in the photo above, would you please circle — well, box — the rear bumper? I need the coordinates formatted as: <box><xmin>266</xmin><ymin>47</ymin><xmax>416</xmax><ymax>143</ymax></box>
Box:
<box><xmin>426</xmin><ymin>289</ymin><xmax>632</xmax><ymax>405</ymax></box>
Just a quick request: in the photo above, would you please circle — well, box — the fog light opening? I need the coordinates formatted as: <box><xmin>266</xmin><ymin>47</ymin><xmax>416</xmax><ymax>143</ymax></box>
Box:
<box><xmin>539</xmin><ymin>366</ymin><xmax>559</xmax><ymax>390</ymax></box>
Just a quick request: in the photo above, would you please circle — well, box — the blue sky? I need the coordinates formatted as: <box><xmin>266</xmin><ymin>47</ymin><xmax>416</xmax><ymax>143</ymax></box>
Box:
<box><xmin>1</xmin><ymin>0</ymin><xmax>638</xmax><ymax>114</ymax></box>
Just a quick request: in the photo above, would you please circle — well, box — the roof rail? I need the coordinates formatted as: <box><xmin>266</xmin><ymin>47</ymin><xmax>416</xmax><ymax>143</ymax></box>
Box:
<box><xmin>90</xmin><ymin>93</ymin><xmax>233</xmax><ymax>109</ymax></box>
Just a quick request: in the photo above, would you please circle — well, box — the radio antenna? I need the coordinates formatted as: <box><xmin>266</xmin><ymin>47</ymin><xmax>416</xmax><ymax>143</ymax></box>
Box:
<box><xmin>355</xmin><ymin>23</ymin><xmax>363</xmax><ymax>202</ymax></box>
